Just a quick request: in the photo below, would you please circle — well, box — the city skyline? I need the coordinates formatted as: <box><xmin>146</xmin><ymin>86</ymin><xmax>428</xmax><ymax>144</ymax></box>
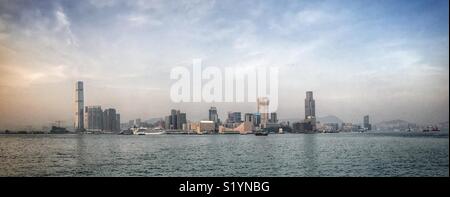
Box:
<box><xmin>0</xmin><ymin>0</ymin><xmax>449</xmax><ymax>129</ymax></box>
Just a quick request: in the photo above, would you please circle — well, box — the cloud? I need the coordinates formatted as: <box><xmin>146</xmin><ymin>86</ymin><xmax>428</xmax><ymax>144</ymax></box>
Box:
<box><xmin>55</xmin><ymin>7</ymin><xmax>78</xmax><ymax>47</ymax></box>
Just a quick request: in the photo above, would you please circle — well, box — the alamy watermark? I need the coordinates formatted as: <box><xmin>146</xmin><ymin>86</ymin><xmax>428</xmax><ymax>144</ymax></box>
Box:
<box><xmin>170</xmin><ymin>59</ymin><xmax>279</xmax><ymax>112</ymax></box>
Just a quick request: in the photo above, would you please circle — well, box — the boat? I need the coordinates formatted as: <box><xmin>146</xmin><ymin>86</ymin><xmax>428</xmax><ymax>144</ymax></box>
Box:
<box><xmin>50</xmin><ymin>126</ymin><xmax>69</xmax><ymax>134</ymax></box>
<box><xmin>255</xmin><ymin>131</ymin><xmax>269</xmax><ymax>136</ymax></box>
<box><xmin>423</xmin><ymin>126</ymin><xmax>439</xmax><ymax>132</ymax></box>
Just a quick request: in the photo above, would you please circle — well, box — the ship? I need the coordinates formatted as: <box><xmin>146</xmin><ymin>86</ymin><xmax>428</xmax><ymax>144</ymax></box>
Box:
<box><xmin>423</xmin><ymin>126</ymin><xmax>440</xmax><ymax>132</ymax></box>
<box><xmin>255</xmin><ymin>132</ymin><xmax>268</xmax><ymax>136</ymax></box>
<box><xmin>50</xmin><ymin>126</ymin><xmax>69</xmax><ymax>134</ymax></box>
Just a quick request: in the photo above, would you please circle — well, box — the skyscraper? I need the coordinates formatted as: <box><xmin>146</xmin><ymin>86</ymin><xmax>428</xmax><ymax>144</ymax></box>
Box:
<box><xmin>209</xmin><ymin>107</ymin><xmax>219</xmax><ymax>123</ymax></box>
<box><xmin>304</xmin><ymin>91</ymin><xmax>316</xmax><ymax>131</ymax></box>
<box><xmin>103</xmin><ymin>108</ymin><xmax>117</xmax><ymax>132</ymax></box>
<box><xmin>363</xmin><ymin>115</ymin><xmax>372</xmax><ymax>130</ymax></box>
<box><xmin>305</xmin><ymin>91</ymin><xmax>315</xmax><ymax>119</ymax></box>
<box><xmin>116</xmin><ymin>114</ymin><xmax>121</xmax><ymax>131</ymax></box>
<box><xmin>270</xmin><ymin>112</ymin><xmax>278</xmax><ymax>123</ymax></box>
<box><xmin>244</xmin><ymin>113</ymin><xmax>255</xmax><ymax>126</ymax></box>
<box><xmin>167</xmin><ymin>109</ymin><xmax>186</xmax><ymax>130</ymax></box>
<box><xmin>84</xmin><ymin>106</ymin><xmax>103</xmax><ymax>132</ymax></box>
<box><xmin>74</xmin><ymin>81</ymin><xmax>84</xmax><ymax>132</ymax></box>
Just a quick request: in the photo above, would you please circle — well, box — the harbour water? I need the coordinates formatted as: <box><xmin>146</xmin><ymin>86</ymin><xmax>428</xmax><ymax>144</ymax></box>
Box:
<box><xmin>0</xmin><ymin>131</ymin><xmax>448</xmax><ymax>176</ymax></box>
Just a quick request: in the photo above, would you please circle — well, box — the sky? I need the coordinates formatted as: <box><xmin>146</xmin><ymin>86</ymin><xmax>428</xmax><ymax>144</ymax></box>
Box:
<box><xmin>0</xmin><ymin>0</ymin><xmax>448</xmax><ymax>129</ymax></box>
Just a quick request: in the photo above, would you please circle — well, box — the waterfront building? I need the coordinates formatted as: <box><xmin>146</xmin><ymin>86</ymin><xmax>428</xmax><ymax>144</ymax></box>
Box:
<box><xmin>341</xmin><ymin>123</ymin><xmax>354</xmax><ymax>132</ymax></box>
<box><xmin>103</xmin><ymin>108</ymin><xmax>119</xmax><ymax>132</ymax></box>
<box><xmin>304</xmin><ymin>91</ymin><xmax>316</xmax><ymax>131</ymax></box>
<box><xmin>166</xmin><ymin>109</ymin><xmax>187</xmax><ymax>130</ymax></box>
<box><xmin>269</xmin><ymin>112</ymin><xmax>278</xmax><ymax>123</ymax></box>
<box><xmin>84</xmin><ymin>106</ymin><xmax>103</xmax><ymax>132</ymax></box>
<box><xmin>208</xmin><ymin>107</ymin><xmax>219</xmax><ymax>123</ymax></box>
<box><xmin>363</xmin><ymin>115</ymin><xmax>372</xmax><ymax>130</ymax></box>
<box><xmin>227</xmin><ymin>112</ymin><xmax>241</xmax><ymax>123</ymax></box>
<box><xmin>244</xmin><ymin>113</ymin><xmax>255</xmax><ymax>126</ymax></box>
<box><xmin>190</xmin><ymin>120</ymin><xmax>215</xmax><ymax>134</ymax></box>
<box><xmin>116</xmin><ymin>114</ymin><xmax>120</xmax><ymax>131</ymax></box>
<box><xmin>74</xmin><ymin>81</ymin><xmax>84</xmax><ymax>131</ymax></box>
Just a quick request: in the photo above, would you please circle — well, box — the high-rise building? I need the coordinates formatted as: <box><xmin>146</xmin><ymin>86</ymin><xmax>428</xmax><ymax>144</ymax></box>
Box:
<box><xmin>363</xmin><ymin>115</ymin><xmax>372</xmax><ymax>130</ymax></box>
<box><xmin>164</xmin><ymin>116</ymin><xmax>170</xmax><ymax>129</ymax></box>
<box><xmin>84</xmin><ymin>106</ymin><xmax>103</xmax><ymax>132</ymax></box>
<box><xmin>269</xmin><ymin>112</ymin><xmax>278</xmax><ymax>123</ymax></box>
<box><xmin>103</xmin><ymin>108</ymin><xmax>118</xmax><ymax>132</ymax></box>
<box><xmin>74</xmin><ymin>81</ymin><xmax>84</xmax><ymax>131</ymax></box>
<box><xmin>209</xmin><ymin>107</ymin><xmax>219</xmax><ymax>123</ymax></box>
<box><xmin>170</xmin><ymin>109</ymin><xmax>177</xmax><ymax>129</ymax></box>
<box><xmin>254</xmin><ymin>113</ymin><xmax>261</xmax><ymax>127</ymax></box>
<box><xmin>227</xmin><ymin>112</ymin><xmax>241</xmax><ymax>123</ymax></box>
<box><xmin>116</xmin><ymin>114</ymin><xmax>121</xmax><ymax>131</ymax></box>
<box><xmin>177</xmin><ymin>111</ymin><xmax>186</xmax><ymax>130</ymax></box>
<box><xmin>304</xmin><ymin>91</ymin><xmax>316</xmax><ymax>131</ymax></box>
<box><xmin>305</xmin><ymin>91</ymin><xmax>315</xmax><ymax>119</ymax></box>
<box><xmin>166</xmin><ymin>109</ymin><xmax>186</xmax><ymax>130</ymax></box>
<box><xmin>244</xmin><ymin>113</ymin><xmax>255</xmax><ymax>126</ymax></box>
<box><xmin>257</xmin><ymin>97</ymin><xmax>270</xmax><ymax>128</ymax></box>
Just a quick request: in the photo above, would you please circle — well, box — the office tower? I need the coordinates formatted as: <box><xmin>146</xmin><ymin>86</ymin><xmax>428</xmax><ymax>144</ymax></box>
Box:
<box><xmin>209</xmin><ymin>107</ymin><xmax>219</xmax><ymax>123</ymax></box>
<box><xmin>257</xmin><ymin>97</ymin><xmax>269</xmax><ymax>127</ymax></box>
<box><xmin>305</xmin><ymin>91</ymin><xmax>315</xmax><ymax>119</ymax></box>
<box><xmin>254</xmin><ymin>113</ymin><xmax>261</xmax><ymax>127</ymax></box>
<box><xmin>167</xmin><ymin>109</ymin><xmax>186</xmax><ymax>130</ymax></box>
<box><xmin>164</xmin><ymin>116</ymin><xmax>170</xmax><ymax>129</ymax></box>
<box><xmin>227</xmin><ymin>112</ymin><xmax>241</xmax><ymax>123</ymax></box>
<box><xmin>363</xmin><ymin>115</ymin><xmax>372</xmax><ymax>130</ymax></box>
<box><xmin>84</xmin><ymin>106</ymin><xmax>103</xmax><ymax>132</ymax></box>
<box><xmin>304</xmin><ymin>91</ymin><xmax>316</xmax><ymax>131</ymax></box>
<box><xmin>74</xmin><ymin>81</ymin><xmax>84</xmax><ymax>131</ymax></box>
<box><xmin>244</xmin><ymin>113</ymin><xmax>255</xmax><ymax>126</ymax></box>
<box><xmin>171</xmin><ymin>109</ymin><xmax>177</xmax><ymax>129</ymax></box>
<box><xmin>178</xmin><ymin>112</ymin><xmax>186</xmax><ymax>130</ymax></box>
<box><xmin>103</xmin><ymin>108</ymin><xmax>117</xmax><ymax>132</ymax></box>
<box><xmin>270</xmin><ymin>112</ymin><xmax>278</xmax><ymax>123</ymax></box>
<box><xmin>116</xmin><ymin>114</ymin><xmax>121</xmax><ymax>131</ymax></box>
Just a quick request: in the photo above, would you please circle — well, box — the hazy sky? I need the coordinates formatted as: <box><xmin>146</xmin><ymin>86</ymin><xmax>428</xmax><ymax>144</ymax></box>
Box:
<box><xmin>0</xmin><ymin>0</ymin><xmax>448</xmax><ymax>129</ymax></box>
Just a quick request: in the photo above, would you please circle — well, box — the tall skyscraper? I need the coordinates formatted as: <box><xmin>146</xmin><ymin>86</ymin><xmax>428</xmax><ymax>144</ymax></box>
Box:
<box><xmin>257</xmin><ymin>97</ymin><xmax>269</xmax><ymax>127</ymax></box>
<box><xmin>304</xmin><ymin>91</ymin><xmax>316</xmax><ymax>131</ymax></box>
<box><xmin>167</xmin><ymin>109</ymin><xmax>186</xmax><ymax>130</ymax></box>
<box><xmin>209</xmin><ymin>107</ymin><xmax>219</xmax><ymax>123</ymax></box>
<box><xmin>363</xmin><ymin>115</ymin><xmax>372</xmax><ymax>130</ymax></box>
<box><xmin>305</xmin><ymin>91</ymin><xmax>315</xmax><ymax>119</ymax></box>
<box><xmin>74</xmin><ymin>81</ymin><xmax>84</xmax><ymax>132</ymax></box>
<box><xmin>84</xmin><ymin>106</ymin><xmax>103</xmax><ymax>132</ymax></box>
<box><xmin>116</xmin><ymin>114</ymin><xmax>121</xmax><ymax>131</ymax></box>
<box><xmin>103</xmin><ymin>108</ymin><xmax>117</xmax><ymax>132</ymax></box>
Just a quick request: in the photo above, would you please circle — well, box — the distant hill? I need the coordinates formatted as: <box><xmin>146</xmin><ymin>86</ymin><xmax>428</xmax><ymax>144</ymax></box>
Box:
<box><xmin>279</xmin><ymin>115</ymin><xmax>344</xmax><ymax>124</ymax></box>
<box><xmin>375</xmin><ymin>119</ymin><xmax>415</xmax><ymax>130</ymax></box>
<box><xmin>317</xmin><ymin>115</ymin><xmax>344</xmax><ymax>124</ymax></box>
<box><xmin>144</xmin><ymin>118</ymin><xmax>163</xmax><ymax>124</ymax></box>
